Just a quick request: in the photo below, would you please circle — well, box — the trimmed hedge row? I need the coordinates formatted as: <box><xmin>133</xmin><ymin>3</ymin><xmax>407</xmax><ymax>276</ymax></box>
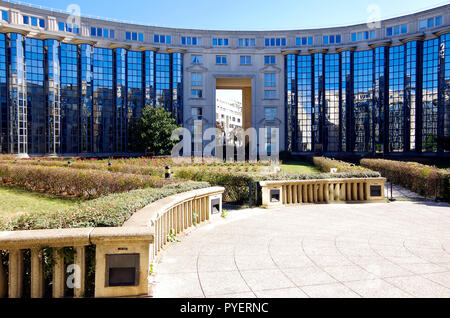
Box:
<box><xmin>0</xmin><ymin>163</ymin><xmax>173</xmax><ymax>199</ymax></box>
<box><xmin>361</xmin><ymin>159</ymin><xmax>450</xmax><ymax>202</ymax></box>
<box><xmin>313</xmin><ymin>157</ymin><xmax>373</xmax><ymax>173</ymax></box>
<box><xmin>175</xmin><ymin>169</ymin><xmax>254</xmax><ymax>203</ymax></box>
<box><xmin>175</xmin><ymin>168</ymin><xmax>381</xmax><ymax>204</ymax></box>
<box><xmin>0</xmin><ymin>181</ymin><xmax>210</xmax><ymax>231</ymax></box>
<box><xmin>10</xmin><ymin>160</ymin><xmax>165</xmax><ymax>177</ymax></box>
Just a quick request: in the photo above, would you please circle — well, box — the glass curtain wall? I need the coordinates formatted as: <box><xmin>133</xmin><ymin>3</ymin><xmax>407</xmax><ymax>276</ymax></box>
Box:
<box><xmin>324</xmin><ymin>54</ymin><xmax>340</xmax><ymax>152</ymax></box>
<box><xmin>0</xmin><ymin>34</ymin><xmax>7</xmax><ymax>153</ymax></box>
<box><xmin>296</xmin><ymin>55</ymin><xmax>312</xmax><ymax>152</ymax></box>
<box><xmin>45</xmin><ymin>39</ymin><xmax>61</xmax><ymax>155</ymax></box>
<box><xmin>60</xmin><ymin>43</ymin><xmax>79</xmax><ymax>154</ymax></box>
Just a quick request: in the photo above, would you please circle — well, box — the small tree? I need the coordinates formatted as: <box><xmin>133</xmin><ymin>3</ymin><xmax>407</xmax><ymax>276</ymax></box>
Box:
<box><xmin>134</xmin><ymin>105</ymin><xmax>181</xmax><ymax>155</ymax></box>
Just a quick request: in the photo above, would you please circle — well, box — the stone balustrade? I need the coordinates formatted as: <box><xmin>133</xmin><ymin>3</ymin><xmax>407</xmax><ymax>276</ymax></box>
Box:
<box><xmin>123</xmin><ymin>187</ymin><xmax>224</xmax><ymax>261</ymax></box>
<box><xmin>0</xmin><ymin>186</ymin><xmax>224</xmax><ymax>298</ymax></box>
<box><xmin>260</xmin><ymin>178</ymin><xmax>386</xmax><ymax>207</ymax></box>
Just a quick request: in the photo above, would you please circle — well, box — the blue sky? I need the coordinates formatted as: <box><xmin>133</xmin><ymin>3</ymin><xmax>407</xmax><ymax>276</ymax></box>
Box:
<box><xmin>17</xmin><ymin>0</ymin><xmax>450</xmax><ymax>30</ymax></box>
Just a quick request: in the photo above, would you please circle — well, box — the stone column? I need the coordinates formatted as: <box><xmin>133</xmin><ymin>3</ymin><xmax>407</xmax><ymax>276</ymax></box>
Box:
<box><xmin>74</xmin><ymin>246</ymin><xmax>86</xmax><ymax>298</ymax></box>
<box><xmin>8</xmin><ymin>249</ymin><xmax>23</xmax><ymax>298</ymax></box>
<box><xmin>30</xmin><ymin>248</ymin><xmax>44</xmax><ymax>298</ymax></box>
<box><xmin>0</xmin><ymin>252</ymin><xmax>7</xmax><ymax>298</ymax></box>
<box><xmin>53</xmin><ymin>249</ymin><xmax>65</xmax><ymax>298</ymax></box>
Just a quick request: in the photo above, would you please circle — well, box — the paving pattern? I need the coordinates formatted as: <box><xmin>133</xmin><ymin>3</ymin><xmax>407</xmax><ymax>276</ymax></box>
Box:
<box><xmin>152</xmin><ymin>201</ymin><xmax>450</xmax><ymax>298</ymax></box>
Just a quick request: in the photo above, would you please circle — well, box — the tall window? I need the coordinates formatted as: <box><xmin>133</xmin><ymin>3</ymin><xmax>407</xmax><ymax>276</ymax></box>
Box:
<box><xmin>1</xmin><ymin>10</ymin><xmax>8</xmax><ymax>21</ymax></box>
<box><xmin>264</xmin><ymin>73</ymin><xmax>276</xmax><ymax>87</ymax></box>
<box><xmin>389</xmin><ymin>45</ymin><xmax>405</xmax><ymax>152</ymax></box>
<box><xmin>297</xmin><ymin>55</ymin><xmax>313</xmax><ymax>152</ymax></box>
<box><xmin>353</xmin><ymin>50</ymin><xmax>374</xmax><ymax>152</ymax></box>
<box><xmin>341</xmin><ymin>51</ymin><xmax>351</xmax><ymax>152</ymax></box>
<box><xmin>406</xmin><ymin>41</ymin><xmax>417</xmax><ymax>152</ymax></box>
<box><xmin>422</xmin><ymin>39</ymin><xmax>439</xmax><ymax>152</ymax></box>
<box><xmin>191</xmin><ymin>73</ymin><xmax>203</xmax><ymax>86</ymax></box>
<box><xmin>265</xmin><ymin>56</ymin><xmax>276</xmax><ymax>65</ymax></box>
<box><xmin>127</xmin><ymin>51</ymin><xmax>143</xmax><ymax>150</ymax></box>
<box><xmin>0</xmin><ymin>34</ymin><xmax>7</xmax><ymax>153</ymax></box>
<box><xmin>155</xmin><ymin>53</ymin><xmax>171</xmax><ymax>109</ymax></box>
<box><xmin>374</xmin><ymin>47</ymin><xmax>386</xmax><ymax>152</ymax></box>
<box><xmin>240</xmin><ymin>56</ymin><xmax>251</xmax><ymax>65</ymax></box>
<box><xmin>216</xmin><ymin>55</ymin><xmax>227</xmax><ymax>64</ymax></box>
<box><xmin>325</xmin><ymin>54</ymin><xmax>340</xmax><ymax>152</ymax></box>
<box><xmin>93</xmin><ymin>48</ymin><xmax>114</xmax><ymax>153</ymax></box>
<box><xmin>191</xmin><ymin>55</ymin><xmax>202</xmax><ymax>64</ymax></box>
<box><xmin>25</xmin><ymin>38</ymin><xmax>45</xmax><ymax>154</ymax></box>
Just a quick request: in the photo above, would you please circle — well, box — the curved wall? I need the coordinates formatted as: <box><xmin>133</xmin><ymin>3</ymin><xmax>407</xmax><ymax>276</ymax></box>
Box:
<box><xmin>0</xmin><ymin>0</ymin><xmax>449</xmax><ymax>156</ymax></box>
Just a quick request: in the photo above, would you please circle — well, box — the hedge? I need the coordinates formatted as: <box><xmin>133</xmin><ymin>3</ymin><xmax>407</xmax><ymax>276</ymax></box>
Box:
<box><xmin>0</xmin><ymin>163</ymin><xmax>173</xmax><ymax>199</ymax></box>
<box><xmin>9</xmin><ymin>160</ymin><xmax>165</xmax><ymax>177</ymax></box>
<box><xmin>313</xmin><ymin>157</ymin><xmax>373</xmax><ymax>173</ymax></box>
<box><xmin>175</xmin><ymin>169</ymin><xmax>254</xmax><ymax>203</ymax></box>
<box><xmin>176</xmin><ymin>168</ymin><xmax>381</xmax><ymax>204</ymax></box>
<box><xmin>361</xmin><ymin>159</ymin><xmax>450</xmax><ymax>202</ymax></box>
<box><xmin>0</xmin><ymin>181</ymin><xmax>210</xmax><ymax>231</ymax></box>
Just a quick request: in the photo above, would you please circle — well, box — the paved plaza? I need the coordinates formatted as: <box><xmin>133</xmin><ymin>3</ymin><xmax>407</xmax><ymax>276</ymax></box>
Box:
<box><xmin>152</xmin><ymin>201</ymin><xmax>450</xmax><ymax>298</ymax></box>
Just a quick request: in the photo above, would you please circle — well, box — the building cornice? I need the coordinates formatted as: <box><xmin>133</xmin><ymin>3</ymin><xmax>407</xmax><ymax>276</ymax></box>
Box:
<box><xmin>0</xmin><ymin>26</ymin><xmax>29</xmax><ymax>36</ymax></box>
<box><xmin>368</xmin><ymin>40</ymin><xmax>392</xmax><ymax>49</ymax></box>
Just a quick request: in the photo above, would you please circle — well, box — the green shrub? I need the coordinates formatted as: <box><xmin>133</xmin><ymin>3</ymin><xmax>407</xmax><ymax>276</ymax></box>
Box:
<box><xmin>176</xmin><ymin>167</ymin><xmax>381</xmax><ymax>204</ymax></box>
<box><xmin>0</xmin><ymin>163</ymin><xmax>173</xmax><ymax>199</ymax></box>
<box><xmin>313</xmin><ymin>157</ymin><xmax>373</xmax><ymax>173</ymax></box>
<box><xmin>256</xmin><ymin>171</ymin><xmax>381</xmax><ymax>181</ymax></box>
<box><xmin>361</xmin><ymin>159</ymin><xmax>450</xmax><ymax>202</ymax></box>
<box><xmin>10</xmin><ymin>160</ymin><xmax>165</xmax><ymax>177</ymax></box>
<box><xmin>0</xmin><ymin>155</ymin><xmax>15</xmax><ymax>161</ymax></box>
<box><xmin>0</xmin><ymin>181</ymin><xmax>210</xmax><ymax>231</ymax></box>
<box><xmin>176</xmin><ymin>169</ymin><xmax>253</xmax><ymax>203</ymax></box>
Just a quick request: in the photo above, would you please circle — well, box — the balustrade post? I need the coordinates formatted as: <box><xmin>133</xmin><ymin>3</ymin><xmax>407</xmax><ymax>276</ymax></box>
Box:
<box><xmin>297</xmin><ymin>183</ymin><xmax>303</xmax><ymax>204</ymax></box>
<box><xmin>74</xmin><ymin>246</ymin><xmax>85</xmax><ymax>298</ymax></box>
<box><xmin>30</xmin><ymin>248</ymin><xmax>44</xmax><ymax>298</ymax></box>
<box><xmin>8</xmin><ymin>249</ymin><xmax>23</xmax><ymax>298</ymax></box>
<box><xmin>318</xmin><ymin>183</ymin><xmax>323</xmax><ymax>202</ymax></box>
<box><xmin>0</xmin><ymin>252</ymin><xmax>8</xmax><ymax>298</ymax></box>
<box><xmin>352</xmin><ymin>182</ymin><xmax>358</xmax><ymax>201</ymax></box>
<box><xmin>308</xmin><ymin>184</ymin><xmax>313</xmax><ymax>203</ymax></box>
<box><xmin>358</xmin><ymin>182</ymin><xmax>364</xmax><ymax>201</ymax></box>
<box><xmin>52</xmin><ymin>249</ymin><xmax>65</xmax><ymax>298</ymax></box>
<box><xmin>324</xmin><ymin>183</ymin><xmax>329</xmax><ymax>203</ymax></box>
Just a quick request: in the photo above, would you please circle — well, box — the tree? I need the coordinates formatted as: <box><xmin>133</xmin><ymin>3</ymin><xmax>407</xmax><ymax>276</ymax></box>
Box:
<box><xmin>134</xmin><ymin>105</ymin><xmax>181</xmax><ymax>155</ymax></box>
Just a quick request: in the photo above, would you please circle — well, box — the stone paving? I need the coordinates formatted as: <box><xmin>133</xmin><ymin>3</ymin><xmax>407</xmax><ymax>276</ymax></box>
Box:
<box><xmin>384</xmin><ymin>182</ymin><xmax>428</xmax><ymax>201</ymax></box>
<box><xmin>152</xmin><ymin>201</ymin><xmax>450</xmax><ymax>298</ymax></box>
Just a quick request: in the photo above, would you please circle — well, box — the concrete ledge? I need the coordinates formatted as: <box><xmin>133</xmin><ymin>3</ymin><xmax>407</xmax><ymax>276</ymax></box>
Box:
<box><xmin>90</xmin><ymin>227</ymin><xmax>154</xmax><ymax>244</ymax></box>
<box><xmin>123</xmin><ymin>186</ymin><xmax>225</xmax><ymax>228</ymax></box>
<box><xmin>259</xmin><ymin>177</ymin><xmax>386</xmax><ymax>186</ymax></box>
<box><xmin>260</xmin><ymin>178</ymin><xmax>387</xmax><ymax>207</ymax></box>
<box><xmin>0</xmin><ymin>228</ymin><xmax>93</xmax><ymax>249</ymax></box>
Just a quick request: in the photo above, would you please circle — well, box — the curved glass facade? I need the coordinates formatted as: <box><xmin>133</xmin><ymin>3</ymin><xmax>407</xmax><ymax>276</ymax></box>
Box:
<box><xmin>286</xmin><ymin>37</ymin><xmax>450</xmax><ymax>155</ymax></box>
<box><xmin>0</xmin><ymin>1</ymin><xmax>448</xmax><ymax>156</ymax></box>
<box><xmin>0</xmin><ymin>33</ymin><xmax>183</xmax><ymax>155</ymax></box>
